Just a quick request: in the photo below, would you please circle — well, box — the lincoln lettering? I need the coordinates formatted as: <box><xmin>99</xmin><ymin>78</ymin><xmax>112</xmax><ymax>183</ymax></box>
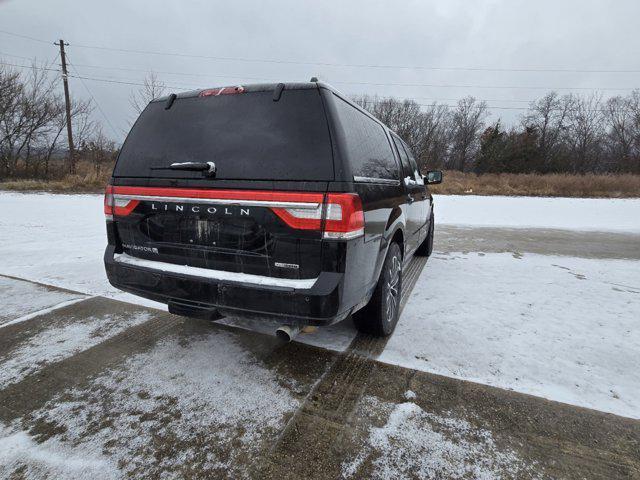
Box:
<box><xmin>150</xmin><ymin>203</ymin><xmax>251</xmax><ymax>216</ymax></box>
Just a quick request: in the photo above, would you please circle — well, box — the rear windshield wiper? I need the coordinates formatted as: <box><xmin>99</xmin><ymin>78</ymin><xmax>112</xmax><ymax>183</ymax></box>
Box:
<box><xmin>151</xmin><ymin>161</ymin><xmax>216</xmax><ymax>176</ymax></box>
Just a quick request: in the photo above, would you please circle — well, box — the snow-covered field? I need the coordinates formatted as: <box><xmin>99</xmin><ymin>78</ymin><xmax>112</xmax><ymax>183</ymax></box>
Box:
<box><xmin>382</xmin><ymin>252</ymin><xmax>640</xmax><ymax>418</ymax></box>
<box><xmin>1</xmin><ymin>192</ymin><xmax>639</xmax><ymax>420</ymax></box>
<box><xmin>0</xmin><ymin>276</ymin><xmax>86</xmax><ymax>327</ymax></box>
<box><xmin>437</xmin><ymin>195</ymin><xmax>640</xmax><ymax>233</ymax></box>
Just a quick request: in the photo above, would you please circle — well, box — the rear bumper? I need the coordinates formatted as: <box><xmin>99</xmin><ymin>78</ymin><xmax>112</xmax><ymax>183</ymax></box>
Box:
<box><xmin>104</xmin><ymin>246</ymin><xmax>350</xmax><ymax>326</ymax></box>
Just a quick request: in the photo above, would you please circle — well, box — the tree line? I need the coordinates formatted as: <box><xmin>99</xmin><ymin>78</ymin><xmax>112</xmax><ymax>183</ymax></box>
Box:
<box><xmin>354</xmin><ymin>91</ymin><xmax>640</xmax><ymax>175</ymax></box>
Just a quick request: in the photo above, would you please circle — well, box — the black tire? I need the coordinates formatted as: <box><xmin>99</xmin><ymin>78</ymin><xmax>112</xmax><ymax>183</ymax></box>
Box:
<box><xmin>415</xmin><ymin>215</ymin><xmax>434</xmax><ymax>257</ymax></box>
<box><xmin>353</xmin><ymin>242</ymin><xmax>403</xmax><ymax>337</ymax></box>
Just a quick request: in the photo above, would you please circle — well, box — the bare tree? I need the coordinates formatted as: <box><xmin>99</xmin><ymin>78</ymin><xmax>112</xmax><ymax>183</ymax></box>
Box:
<box><xmin>129</xmin><ymin>72</ymin><xmax>167</xmax><ymax>115</ymax></box>
<box><xmin>522</xmin><ymin>92</ymin><xmax>573</xmax><ymax>172</ymax></box>
<box><xmin>353</xmin><ymin>95</ymin><xmax>452</xmax><ymax>170</ymax></box>
<box><xmin>415</xmin><ymin>104</ymin><xmax>452</xmax><ymax>170</ymax></box>
<box><xmin>0</xmin><ymin>66</ymin><xmax>25</xmax><ymax>177</ymax></box>
<box><xmin>0</xmin><ymin>63</ymin><xmax>62</xmax><ymax>178</ymax></box>
<box><xmin>449</xmin><ymin>97</ymin><xmax>488</xmax><ymax>171</ymax></box>
<box><xmin>602</xmin><ymin>95</ymin><xmax>636</xmax><ymax>172</ymax></box>
<box><xmin>627</xmin><ymin>89</ymin><xmax>640</xmax><ymax>173</ymax></box>
<box><xmin>85</xmin><ymin>126</ymin><xmax>116</xmax><ymax>178</ymax></box>
<box><xmin>564</xmin><ymin>93</ymin><xmax>605</xmax><ymax>173</ymax></box>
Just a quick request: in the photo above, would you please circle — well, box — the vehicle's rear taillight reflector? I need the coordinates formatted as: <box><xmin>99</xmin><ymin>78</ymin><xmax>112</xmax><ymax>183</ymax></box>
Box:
<box><xmin>104</xmin><ymin>185</ymin><xmax>139</xmax><ymax>219</ymax></box>
<box><xmin>271</xmin><ymin>192</ymin><xmax>364</xmax><ymax>239</ymax></box>
<box><xmin>270</xmin><ymin>205</ymin><xmax>323</xmax><ymax>230</ymax></box>
<box><xmin>104</xmin><ymin>185</ymin><xmax>113</xmax><ymax>220</ymax></box>
<box><xmin>322</xmin><ymin>193</ymin><xmax>364</xmax><ymax>239</ymax></box>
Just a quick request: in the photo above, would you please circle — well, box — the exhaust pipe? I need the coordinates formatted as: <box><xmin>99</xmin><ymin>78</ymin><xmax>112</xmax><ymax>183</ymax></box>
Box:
<box><xmin>275</xmin><ymin>325</ymin><xmax>301</xmax><ymax>343</ymax></box>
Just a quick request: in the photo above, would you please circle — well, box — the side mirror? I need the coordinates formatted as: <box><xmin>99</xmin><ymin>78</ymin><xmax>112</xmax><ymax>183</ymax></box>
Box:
<box><xmin>425</xmin><ymin>170</ymin><xmax>443</xmax><ymax>185</ymax></box>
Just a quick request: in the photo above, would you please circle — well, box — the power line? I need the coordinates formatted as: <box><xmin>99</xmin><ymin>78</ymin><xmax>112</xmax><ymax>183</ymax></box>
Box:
<box><xmin>66</xmin><ymin>74</ymin><xmax>635</xmax><ymax>113</ymax></box>
<box><xmin>67</xmin><ymin>41</ymin><xmax>640</xmax><ymax>75</ymax></box>
<box><xmin>66</xmin><ymin>56</ymin><xmax>122</xmax><ymax>138</ymax></box>
<box><xmin>65</xmin><ymin>61</ymin><xmax>640</xmax><ymax>92</ymax></box>
<box><xmin>68</xmin><ymin>73</ymin><xmax>197</xmax><ymax>91</ymax></box>
<box><xmin>9</xmin><ymin>57</ymin><xmax>637</xmax><ymax>92</ymax></box>
<box><xmin>5</xmin><ymin>60</ymin><xmax>631</xmax><ymax>105</ymax></box>
<box><xmin>0</xmin><ymin>60</ymin><xmax>60</xmax><ymax>73</ymax></box>
<box><xmin>70</xmin><ymin>63</ymin><xmax>274</xmax><ymax>85</ymax></box>
<box><xmin>0</xmin><ymin>51</ymin><xmax>35</xmax><ymax>61</ymax></box>
<box><xmin>2</xmin><ymin>60</ymin><xmax>634</xmax><ymax>113</ymax></box>
<box><xmin>0</xmin><ymin>28</ymin><xmax>52</xmax><ymax>44</ymax></box>
<box><xmin>336</xmin><ymin>79</ymin><xmax>636</xmax><ymax>91</ymax></box>
<box><xmin>2</xmin><ymin>27</ymin><xmax>640</xmax><ymax>74</ymax></box>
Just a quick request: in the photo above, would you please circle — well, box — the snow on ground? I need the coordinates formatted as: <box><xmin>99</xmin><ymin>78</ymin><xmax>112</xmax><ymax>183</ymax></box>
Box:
<box><xmin>342</xmin><ymin>396</ymin><xmax>536</xmax><ymax>479</ymax></box>
<box><xmin>1</xmin><ymin>193</ymin><xmax>636</xmax><ymax>301</ymax></box>
<box><xmin>381</xmin><ymin>252</ymin><xmax>640</xmax><ymax>419</ymax></box>
<box><xmin>0</xmin><ymin>193</ymin><xmax>109</xmax><ymax>296</ymax></box>
<box><xmin>435</xmin><ymin>195</ymin><xmax>640</xmax><ymax>233</ymax></box>
<box><xmin>0</xmin><ymin>309</ymin><xmax>151</xmax><ymax>388</ymax></box>
<box><xmin>1</xmin><ymin>191</ymin><xmax>639</xmax><ymax>417</ymax></box>
<box><xmin>0</xmin><ymin>193</ymin><xmax>163</xmax><ymax>311</ymax></box>
<box><xmin>0</xmin><ymin>425</ymin><xmax>118</xmax><ymax>480</ymax></box>
<box><xmin>0</xmin><ymin>276</ymin><xmax>86</xmax><ymax>326</ymax></box>
<box><xmin>0</xmin><ymin>329</ymin><xmax>300</xmax><ymax>479</ymax></box>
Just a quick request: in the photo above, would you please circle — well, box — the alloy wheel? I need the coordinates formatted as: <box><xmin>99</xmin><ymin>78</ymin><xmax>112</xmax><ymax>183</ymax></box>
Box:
<box><xmin>385</xmin><ymin>255</ymin><xmax>401</xmax><ymax>323</ymax></box>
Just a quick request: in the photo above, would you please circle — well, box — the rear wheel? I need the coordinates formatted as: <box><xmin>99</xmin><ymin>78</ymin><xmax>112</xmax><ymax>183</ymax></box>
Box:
<box><xmin>353</xmin><ymin>242</ymin><xmax>402</xmax><ymax>337</ymax></box>
<box><xmin>415</xmin><ymin>215</ymin><xmax>434</xmax><ymax>257</ymax></box>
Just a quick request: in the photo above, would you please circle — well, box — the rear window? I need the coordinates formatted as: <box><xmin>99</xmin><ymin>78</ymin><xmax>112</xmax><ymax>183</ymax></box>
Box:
<box><xmin>332</xmin><ymin>95</ymin><xmax>399</xmax><ymax>180</ymax></box>
<box><xmin>113</xmin><ymin>89</ymin><xmax>334</xmax><ymax>180</ymax></box>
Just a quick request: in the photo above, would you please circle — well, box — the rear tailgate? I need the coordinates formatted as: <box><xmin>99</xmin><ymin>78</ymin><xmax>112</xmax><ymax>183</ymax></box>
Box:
<box><xmin>108</xmin><ymin>86</ymin><xmax>333</xmax><ymax>280</ymax></box>
<box><xmin>107</xmin><ymin>185</ymin><xmax>328</xmax><ymax>280</ymax></box>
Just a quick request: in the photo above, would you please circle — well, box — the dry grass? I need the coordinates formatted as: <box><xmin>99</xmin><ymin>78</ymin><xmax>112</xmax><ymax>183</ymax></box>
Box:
<box><xmin>0</xmin><ymin>160</ymin><xmax>112</xmax><ymax>193</ymax></box>
<box><xmin>0</xmin><ymin>175</ymin><xmax>109</xmax><ymax>193</ymax></box>
<box><xmin>430</xmin><ymin>171</ymin><xmax>640</xmax><ymax>198</ymax></box>
<box><xmin>2</xmin><ymin>167</ymin><xmax>639</xmax><ymax>198</ymax></box>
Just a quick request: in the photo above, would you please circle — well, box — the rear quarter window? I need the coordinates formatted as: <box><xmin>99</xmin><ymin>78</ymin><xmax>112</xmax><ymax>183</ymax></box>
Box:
<box><xmin>332</xmin><ymin>95</ymin><xmax>399</xmax><ymax>180</ymax></box>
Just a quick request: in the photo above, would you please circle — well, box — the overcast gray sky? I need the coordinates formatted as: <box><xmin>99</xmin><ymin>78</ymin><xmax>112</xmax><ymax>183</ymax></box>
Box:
<box><xmin>1</xmin><ymin>0</ymin><xmax>639</xmax><ymax>142</ymax></box>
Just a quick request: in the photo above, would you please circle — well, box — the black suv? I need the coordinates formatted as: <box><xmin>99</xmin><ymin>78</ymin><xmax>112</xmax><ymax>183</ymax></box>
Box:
<box><xmin>104</xmin><ymin>82</ymin><xmax>442</xmax><ymax>338</ymax></box>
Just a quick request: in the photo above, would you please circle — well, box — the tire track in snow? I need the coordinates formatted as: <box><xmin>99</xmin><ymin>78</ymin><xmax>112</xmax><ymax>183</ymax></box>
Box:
<box><xmin>261</xmin><ymin>254</ymin><xmax>429</xmax><ymax>476</ymax></box>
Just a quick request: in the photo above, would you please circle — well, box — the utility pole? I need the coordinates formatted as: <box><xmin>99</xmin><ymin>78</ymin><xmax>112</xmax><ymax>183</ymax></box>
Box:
<box><xmin>55</xmin><ymin>39</ymin><xmax>75</xmax><ymax>174</ymax></box>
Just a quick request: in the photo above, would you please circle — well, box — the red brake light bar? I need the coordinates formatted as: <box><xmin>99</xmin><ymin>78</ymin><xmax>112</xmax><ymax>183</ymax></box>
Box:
<box><xmin>104</xmin><ymin>186</ymin><xmax>364</xmax><ymax>240</ymax></box>
<box><xmin>199</xmin><ymin>86</ymin><xmax>245</xmax><ymax>97</ymax></box>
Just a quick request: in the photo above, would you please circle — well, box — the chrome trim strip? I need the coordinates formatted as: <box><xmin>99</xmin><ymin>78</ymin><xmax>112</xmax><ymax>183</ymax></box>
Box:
<box><xmin>113</xmin><ymin>253</ymin><xmax>318</xmax><ymax>289</ymax></box>
<box><xmin>113</xmin><ymin>194</ymin><xmax>320</xmax><ymax>210</ymax></box>
<box><xmin>353</xmin><ymin>176</ymin><xmax>400</xmax><ymax>185</ymax></box>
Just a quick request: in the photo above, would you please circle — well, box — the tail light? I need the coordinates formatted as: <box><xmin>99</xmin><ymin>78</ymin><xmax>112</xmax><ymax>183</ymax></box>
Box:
<box><xmin>103</xmin><ymin>186</ymin><xmax>364</xmax><ymax>240</ymax></box>
<box><xmin>104</xmin><ymin>184</ymin><xmax>139</xmax><ymax>220</ymax></box>
<box><xmin>104</xmin><ymin>185</ymin><xmax>114</xmax><ymax>220</ymax></box>
<box><xmin>323</xmin><ymin>193</ymin><xmax>364</xmax><ymax>239</ymax></box>
<box><xmin>272</xmin><ymin>192</ymin><xmax>364</xmax><ymax>240</ymax></box>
